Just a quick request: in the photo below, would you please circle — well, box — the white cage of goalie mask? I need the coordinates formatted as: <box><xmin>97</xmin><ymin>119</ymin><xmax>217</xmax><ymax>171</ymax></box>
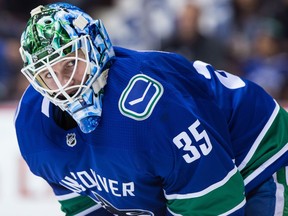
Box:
<box><xmin>20</xmin><ymin>35</ymin><xmax>100</xmax><ymax>108</ymax></box>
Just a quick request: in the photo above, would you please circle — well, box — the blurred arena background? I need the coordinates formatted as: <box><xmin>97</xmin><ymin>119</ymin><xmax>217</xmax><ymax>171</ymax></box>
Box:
<box><xmin>0</xmin><ymin>0</ymin><xmax>287</xmax><ymax>215</ymax></box>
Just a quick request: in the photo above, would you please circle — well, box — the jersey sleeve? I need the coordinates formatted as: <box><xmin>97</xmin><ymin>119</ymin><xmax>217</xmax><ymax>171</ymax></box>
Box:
<box><xmin>191</xmin><ymin>60</ymin><xmax>288</xmax><ymax>192</ymax></box>
<box><xmin>49</xmin><ymin>183</ymin><xmax>113</xmax><ymax>216</ymax></box>
<box><xmin>154</xmin><ymin>55</ymin><xmax>286</xmax><ymax>215</ymax></box>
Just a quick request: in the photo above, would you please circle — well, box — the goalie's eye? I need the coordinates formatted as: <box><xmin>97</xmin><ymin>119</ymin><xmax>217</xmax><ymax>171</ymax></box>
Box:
<box><xmin>66</xmin><ymin>60</ymin><xmax>76</xmax><ymax>68</ymax></box>
<box><xmin>37</xmin><ymin>69</ymin><xmax>53</xmax><ymax>80</ymax></box>
<box><xmin>44</xmin><ymin>72</ymin><xmax>52</xmax><ymax>79</ymax></box>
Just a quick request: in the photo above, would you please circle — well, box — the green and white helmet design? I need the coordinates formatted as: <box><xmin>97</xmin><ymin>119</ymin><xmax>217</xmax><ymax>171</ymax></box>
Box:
<box><xmin>19</xmin><ymin>3</ymin><xmax>115</xmax><ymax>133</ymax></box>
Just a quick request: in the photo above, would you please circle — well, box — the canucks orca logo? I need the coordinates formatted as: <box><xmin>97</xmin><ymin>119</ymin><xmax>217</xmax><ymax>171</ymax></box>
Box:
<box><xmin>119</xmin><ymin>74</ymin><xmax>163</xmax><ymax>120</ymax></box>
<box><xmin>92</xmin><ymin>192</ymin><xmax>154</xmax><ymax>215</ymax></box>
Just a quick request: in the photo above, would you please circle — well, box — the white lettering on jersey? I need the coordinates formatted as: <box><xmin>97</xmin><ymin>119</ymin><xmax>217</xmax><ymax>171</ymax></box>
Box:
<box><xmin>59</xmin><ymin>168</ymin><xmax>135</xmax><ymax>197</ymax></box>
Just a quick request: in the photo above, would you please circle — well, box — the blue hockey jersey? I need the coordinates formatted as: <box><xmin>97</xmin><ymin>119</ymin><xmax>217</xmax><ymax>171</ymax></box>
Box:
<box><xmin>15</xmin><ymin>47</ymin><xmax>288</xmax><ymax>215</ymax></box>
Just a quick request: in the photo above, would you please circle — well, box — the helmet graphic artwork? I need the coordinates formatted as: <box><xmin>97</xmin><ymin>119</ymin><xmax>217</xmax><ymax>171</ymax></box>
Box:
<box><xmin>19</xmin><ymin>3</ymin><xmax>115</xmax><ymax>133</ymax></box>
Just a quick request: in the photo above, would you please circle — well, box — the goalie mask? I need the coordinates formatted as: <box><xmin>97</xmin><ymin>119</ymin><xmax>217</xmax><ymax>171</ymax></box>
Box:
<box><xmin>19</xmin><ymin>3</ymin><xmax>115</xmax><ymax>133</ymax></box>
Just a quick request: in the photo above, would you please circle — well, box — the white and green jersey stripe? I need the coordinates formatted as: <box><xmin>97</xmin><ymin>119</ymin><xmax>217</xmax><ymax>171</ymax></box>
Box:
<box><xmin>165</xmin><ymin>167</ymin><xmax>245</xmax><ymax>215</ymax></box>
<box><xmin>239</xmin><ymin>105</ymin><xmax>288</xmax><ymax>191</ymax></box>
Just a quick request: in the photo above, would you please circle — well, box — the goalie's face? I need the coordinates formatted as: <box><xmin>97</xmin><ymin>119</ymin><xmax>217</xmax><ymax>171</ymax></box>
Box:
<box><xmin>37</xmin><ymin>49</ymin><xmax>87</xmax><ymax>95</ymax></box>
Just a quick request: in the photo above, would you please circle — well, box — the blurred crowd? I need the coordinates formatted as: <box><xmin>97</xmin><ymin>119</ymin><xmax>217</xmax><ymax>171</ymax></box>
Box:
<box><xmin>0</xmin><ymin>0</ymin><xmax>288</xmax><ymax>104</ymax></box>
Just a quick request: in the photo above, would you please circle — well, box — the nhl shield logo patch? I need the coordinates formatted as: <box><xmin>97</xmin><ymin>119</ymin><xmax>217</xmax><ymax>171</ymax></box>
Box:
<box><xmin>66</xmin><ymin>133</ymin><xmax>77</xmax><ymax>147</ymax></box>
<box><xmin>119</xmin><ymin>74</ymin><xmax>164</xmax><ymax>120</ymax></box>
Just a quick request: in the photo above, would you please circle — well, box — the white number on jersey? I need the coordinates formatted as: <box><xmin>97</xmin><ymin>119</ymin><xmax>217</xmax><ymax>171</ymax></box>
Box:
<box><xmin>173</xmin><ymin>119</ymin><xmax>212</xmax><ymax>163</ymax></box>
<box><xmin>193</xmin><ymin>60</ymin><xmax>246</xmax><ymax>89</ymax></box>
